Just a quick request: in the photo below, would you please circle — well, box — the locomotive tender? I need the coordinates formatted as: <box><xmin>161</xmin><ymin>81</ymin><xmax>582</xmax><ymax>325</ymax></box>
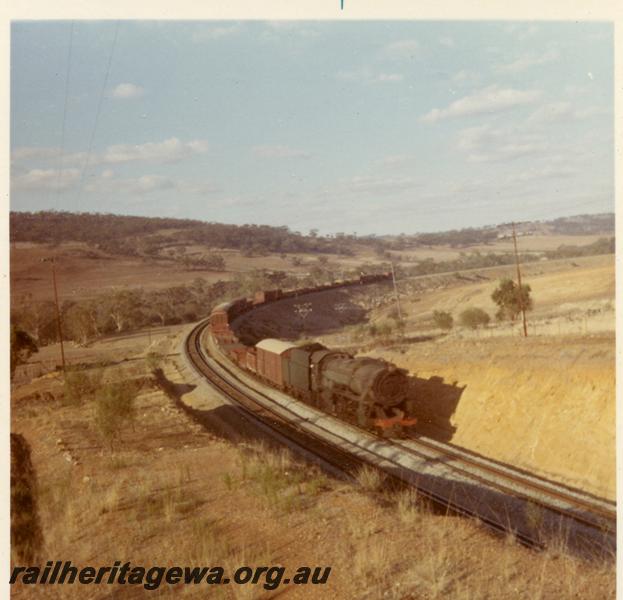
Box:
<box><xmin>208</xmin><ymin>273</ymin><xmax>416</xmax><ymax>435</ymax></box>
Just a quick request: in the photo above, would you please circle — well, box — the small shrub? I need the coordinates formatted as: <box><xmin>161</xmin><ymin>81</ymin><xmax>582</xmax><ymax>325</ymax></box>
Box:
<box><xmin>95</xmin><ymin>381</ymin><xmax>138</xmax><ymax>452</ymax></box>
<box><xmin>145</xmin><ymin>352</ymin><xmax>163</xmax><ymax>372</ymax></box>
<box><xmin>222</xmin><ymin>472</ymin><xmax>235</xmax><ymax>491</ymax></box>
<box><xmin>432</xmin><ymin>310</ymin><xmax>453</xmax><ymax>330</ymax></box>
<box><xmin>63</xmin><ymin>369</ymin><xmax>103</xmax><ymax>406</ymax></box>
<box><xmin>459</xmin><ymin>307</ymin><xmax>490</xmax><ymax>330</ymax></box>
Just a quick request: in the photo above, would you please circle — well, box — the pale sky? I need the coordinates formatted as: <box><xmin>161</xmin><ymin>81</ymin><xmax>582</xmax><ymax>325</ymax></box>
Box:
<box><xmin>10</xmin><ymin>20</ymin><xmax>613</xmax><ymax>235</ymax></box>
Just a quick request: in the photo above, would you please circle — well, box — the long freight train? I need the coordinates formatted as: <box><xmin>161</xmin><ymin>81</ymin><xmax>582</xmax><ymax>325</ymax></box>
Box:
<box><xmin>208</xmin><ymin>273</ymin><xmax>417</xmax><ymax>436</ymax></box>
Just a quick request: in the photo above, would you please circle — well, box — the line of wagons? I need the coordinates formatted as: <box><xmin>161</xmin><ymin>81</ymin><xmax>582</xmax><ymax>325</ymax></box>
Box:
<box><xmin>208</xmin><ymin>273</ymin><xmax>417</xmax><ymax>436</ymax></box>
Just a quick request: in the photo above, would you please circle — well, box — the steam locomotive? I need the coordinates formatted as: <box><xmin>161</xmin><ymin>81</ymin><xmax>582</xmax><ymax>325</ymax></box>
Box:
<box><xmin>208</xmin><ymin>274</ymin><xmax>416</xmax><ymax>436</ymax></box>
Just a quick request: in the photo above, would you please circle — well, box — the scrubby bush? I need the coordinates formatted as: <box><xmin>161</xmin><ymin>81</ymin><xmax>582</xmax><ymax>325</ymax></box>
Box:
<box><xmin>95</xmin><ymin>381</ymin><xmax>138</xmax><ymax>452</ymax></box>
<box><xmin>63</xmin><ymin>369</ymin><xmax>103</xmax><ymax>406</ymax></box>
<box><xmin>145</xmin><ymin>352</ymin><xmax>164</xmax><ymax>372</ymax></box>
<box><xmin>432</xmin><ymin>310</ymin><xmax>453</xmax><ymax>330</ymax></box>
<box><xmin>459</xmin><ymin>307</ymin><xmax>490</xmax><ymax>330</ymax></box>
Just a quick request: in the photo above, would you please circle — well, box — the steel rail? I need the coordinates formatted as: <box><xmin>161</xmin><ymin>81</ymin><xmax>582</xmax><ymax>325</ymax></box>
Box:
<box><xmin>185</xmin><ymin>319</ymin><xmax>552</xmax><ymax>549</ymax></box>
<box><xmin>230</xmin><ymin>290</ymin><xmax>615</xmax><ymax>528</ymax></box>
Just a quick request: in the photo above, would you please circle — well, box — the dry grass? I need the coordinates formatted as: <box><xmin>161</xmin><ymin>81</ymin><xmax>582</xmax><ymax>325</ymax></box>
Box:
<box><xmin>355</xmin><ymin>464</ymin><xmax>385</xmax><ymax>494</ymax></box>
<box><xmin>11</xmin><ymin>339</ymin><xmax>616</xmax><ymax>599</ymax></box>
<box><xmin>234</xmin><ymin>442</ymin><xmax>330</xmax><ymax>515</ymax></box>
<box><xmin>395</xmin><ymin>488</ymin><xmax>421</xmax><ymax>526</ymax></box>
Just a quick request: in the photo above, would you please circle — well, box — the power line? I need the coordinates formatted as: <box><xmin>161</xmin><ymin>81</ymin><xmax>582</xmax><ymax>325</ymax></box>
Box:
<box><xmin>75</xmin><ymin>21</ymin><xmax>121</xmax><ymax>211</ymax></box>
<box><xmin>390</xmin><ymin>261</ymin><xmax>402</xmax><ymax>320</ymax></box>
<box><xmin>54</xmin><ymin>21</ymin><xmax>75</xmax><ymax>209</ymax></box>
<box><xmin>41</xmin><ymin>258</ymin><xmax>66</xmax><ymax>373</ymax></box>
<box><xmin>511</xmin><ymin>222</ymin><xmax>528</xmax><ymax>338</ymax></box>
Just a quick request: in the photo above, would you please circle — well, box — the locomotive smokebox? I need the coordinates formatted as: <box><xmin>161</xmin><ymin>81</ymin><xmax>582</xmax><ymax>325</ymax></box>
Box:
<box><xmin>314</xmin><ymin>354</ymin><xmax>409</xmax><ymax>408</ymax></box>
<box><xmin>372</xmin><ymin>367</ymin><xmax>409</xmax><ymax>407</ymax></box>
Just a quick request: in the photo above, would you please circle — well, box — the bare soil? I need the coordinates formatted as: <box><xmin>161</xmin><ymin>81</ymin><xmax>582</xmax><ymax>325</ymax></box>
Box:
<box><xmin>10</xmin><ymin>243</ymin><xmax>232</xmax><ymax>303</ymax></box>
<box><xmin>368</xmin><ymin>333</ymin><xmax>615</xmax><ymax>500</ymax></box>
<box><xmin>228</xmin><ymin>255</ymin><xmax>615</xmax><ymax>502</ymax></box>
<box><xmin>11</xmin><ymin>233</ymin><xmax>611</xmax><ymax>304</ymax></box>
<box><xmin>10</xmin><ymin>329</ymin><xmax>615</xmax><ymax>599</ymax></box>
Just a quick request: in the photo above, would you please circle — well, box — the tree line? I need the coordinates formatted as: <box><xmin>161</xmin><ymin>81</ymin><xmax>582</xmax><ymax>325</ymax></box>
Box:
<box><xmin>11</xmin><ymin>262</ymin><xmax>380</xmax><ymax>348</ymax></box>
<box><xmin>10</xmin><ymin>211</ymin><xmax>356</xmax><ymax>257</ymax></box>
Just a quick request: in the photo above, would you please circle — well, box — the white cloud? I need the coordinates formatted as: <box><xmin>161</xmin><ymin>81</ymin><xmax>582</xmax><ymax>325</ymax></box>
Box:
<box><xmin>564</xmin><ymin>84</ymin><xmax>590</xmax><ymax>97</ymax></box>
<box><xmin>83</xmin><ymin>170</ymin><xmax>218</xmax><ymax>197</ymax></box>
<box><xmin>517</xmin><ymin>25</ymin><xmax>539</xmax><ymax>40</ymax></box>
<box><xmin>497</xmin><ymin>49</ymin><xmax>559</xmax><ymax>73</ymax></box>
<box><xmin>111</xmin><ymin>83</ymin><xmax>145</xmax><ymax>99</ymax></box>
<box><xmin>102</xmin><ymin>138</ymin><xmax>208</xmax><ymax>164</ymax></box>
<box><xmin>503</xmin><ymin>24</ymin><xmax>539</xmax><ymax>40</ymax></box>
<box><xmin>420</xmin><ymin>85</ymin><xmax>541</xmax><ymax>123</ymax></box>
<box><xmin>378</xmin><ymin>154</ymin><xmax>416</xmax><ymax>167</ymax></box>
<box><xmin>336</xmin><ymin>68</ymin><xmax>403</xmax><ymax>84</ymax></box>
<box><xmin>11</xmin><ymin>138</ymin><xmax>209</xmax><ymax>172</ymax></box>
<box><xmin>456</xmin><ymin>124</ymin><xmax>547</xmax><ymax>163</ymax></box>
<box><xmin>12</xmin><ymin>168</ymin><xmax>80</xmax><ymax>191</ymax></box>
<box><xmin>12</xmin><ymin>146</ymin><xmax>58</xmax><ymax>161</ymax></box>
<box><xmin>382</xmin><ymin>39</ymin><xmax>420</xmax><ymax>60</ymax></box>
<box><xmin>131</xmin><ymin>175</ymin><xmax>176</xmax><ymax>193</ymax></box>
<box><xmin>525</xmin><ymin>101</ymin><xmax>573</xmax><ymax>124</ymax></box>
<box><xmin>377</xmin><ymin>73</ymin><xmax>404</xmax><ymax>83</ymax></box>
<box><xmin>12</xmin><ymin>146</ymin><xmax>87</xmax><ymax>165</ymax></box>
<box><xmin>252</xmin><ymin>145</ymin><xmax>311</xmax><ymax>159</ymax></box>
<box><xmin>262</xmin><ymin>21</ymin><xmax>320</xmax><ymax>38</ymax></box>
<box><xmin>191</xmin><ymin>23</ymin><xmax>244</xmax><ymax>42</ymax></box>
<box><xmin>439</xmin><ymin>36</ymin><xmax>455</xmax><ymax>48</ymax></box>
<box><xmin>526</xmin><ymin>101</ymin><xmax>610</xmax><ymax>124</ymax></box>
<box><xmin>343</xmin><ymin>175</ymin><xmax>419</xmax><ymax>195</ymax></box>
<box><xmin>451</xmin><ymin>69</ymin><xmax>480</xmax><ymax>86</ymax></box>
<box><xmin>575</xmin><ymin>106</ymin><xmax>610</xmax><ymax>119</ymax></box>
<box><xmin>506</xmin><ymin>165</ymin><xmax>576</xmax><ymax>184</ymax></box>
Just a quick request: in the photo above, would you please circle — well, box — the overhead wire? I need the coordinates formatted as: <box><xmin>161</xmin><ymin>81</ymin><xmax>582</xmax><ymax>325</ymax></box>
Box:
<box><xmin>53</xmin><ymin>20</ymin><xmax>75</xmax><ymax>210</ymax></box>
<box><xmin>74</xmin><ymin>21</ymin><xmax>121</xmax><ymax>212</ymax></box>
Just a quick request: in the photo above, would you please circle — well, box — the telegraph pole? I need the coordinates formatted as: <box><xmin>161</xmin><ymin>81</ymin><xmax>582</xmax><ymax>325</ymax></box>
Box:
<box><xmin>42</xmin><ymin>257</ymin><xmax>67</xmax><ymax>372</ymax></box>
<box><xmin>390</xmin><ymin>262</ymin><xmax>402</xmax><ymax>320</ymax></box>
<box><xmin>294</xmin><ymin>302</ymin><xmax>313</xmax><ymax>337</ymax></box>
<box><xmin>511</xmin><ymin>223</ymin><xmax>528</xmax><ymax>338</ymax></box>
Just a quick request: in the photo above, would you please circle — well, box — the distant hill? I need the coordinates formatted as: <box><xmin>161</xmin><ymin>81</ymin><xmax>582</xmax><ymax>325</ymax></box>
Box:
<box><xmin>393</xmin><ymin>213</ymin><xmax>614</xmax><ymax>248</ymax></box>
<box><xmin>9</xmin><ymin>210</ymin><xmax>614</xmax><ymax>256</ymax></box>
<box><xmin>540</xmin><ymin>213</ymin><xmax>614</xmax><ymax>235</ymax></box>
<box><xmin>9</xmin><ymin>211</ymin><xmax>356</xmax><ymax>257</ymax></box>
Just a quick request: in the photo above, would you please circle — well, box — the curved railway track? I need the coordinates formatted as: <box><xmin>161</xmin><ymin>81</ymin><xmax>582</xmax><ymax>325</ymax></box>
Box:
<box><xmin>184</xmin><ymin>318</ymin><xmax>616</xmax><ymax>555</ymax></box>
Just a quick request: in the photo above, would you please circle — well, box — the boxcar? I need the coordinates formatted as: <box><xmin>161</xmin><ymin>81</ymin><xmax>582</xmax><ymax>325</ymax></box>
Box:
<box><xmin>210</xmin><ymin>301</ymin><xmax>233</xmax><ymax>332</ymax></box>
<box><xmin>255</xmin><ymin>339</ymin><xmax>298</xmax><ymax>388</ymax></box>
<box><xmin>253</xmin><ymin>289</ymin><xmax>283</xmax><ymax>305</ymax></box>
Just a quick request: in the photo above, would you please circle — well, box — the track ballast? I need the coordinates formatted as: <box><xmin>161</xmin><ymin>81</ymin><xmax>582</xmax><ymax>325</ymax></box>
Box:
<box><xmin>184</xmin><ymin>319</ymin><xmax>615</xmax><ymax>557</ymax></box>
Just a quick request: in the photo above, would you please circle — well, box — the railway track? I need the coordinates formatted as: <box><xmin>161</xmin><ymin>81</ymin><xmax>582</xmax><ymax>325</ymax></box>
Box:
<box><xmin>183</xmin><ymin>319</ymin><xmax>616</xmax><ymax>556</ymax></box>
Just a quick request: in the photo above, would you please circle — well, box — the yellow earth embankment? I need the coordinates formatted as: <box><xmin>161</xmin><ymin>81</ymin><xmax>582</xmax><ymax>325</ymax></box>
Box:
<box><xmin>370</xmin><ymin>334</ymin><xmax>615</xmax><ymax>500</ymax></box>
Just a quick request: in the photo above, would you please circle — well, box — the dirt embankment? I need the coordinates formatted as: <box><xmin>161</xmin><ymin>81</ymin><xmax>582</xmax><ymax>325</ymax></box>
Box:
<box><xmin>10</xmin><ymin>329</ymin><xmax>615</xmax><ymax>598</ymax></box>
<box><xmin>370</xmin><ymin>334</ymin><xmax>615</xmax><ymax>500</ymax></box>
